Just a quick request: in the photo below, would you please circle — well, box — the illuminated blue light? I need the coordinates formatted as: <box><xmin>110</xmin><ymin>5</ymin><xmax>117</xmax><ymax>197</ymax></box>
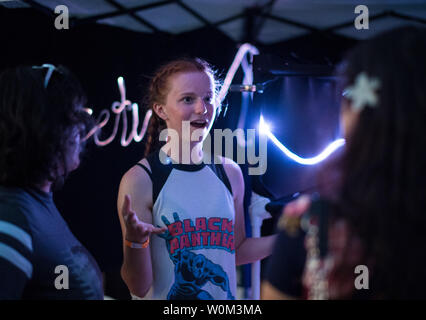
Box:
<box><xmin>259</xmin><ymin>115</ymin><xmax>345</xmax><ymax>165</ymax></box>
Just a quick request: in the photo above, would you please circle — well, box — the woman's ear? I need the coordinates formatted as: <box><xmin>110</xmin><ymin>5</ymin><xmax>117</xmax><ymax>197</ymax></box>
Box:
<box><xmin>153</xmin><ymin>103</ymin><xmax>168</xmax><ymax>121</ymax></box>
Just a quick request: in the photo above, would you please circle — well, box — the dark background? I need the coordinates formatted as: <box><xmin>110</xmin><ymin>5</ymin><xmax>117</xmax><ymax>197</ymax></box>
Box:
<box><xmin>0</xmin><ymin>5</ymin><xmax>356</xmax><ymax>298</ymax></box>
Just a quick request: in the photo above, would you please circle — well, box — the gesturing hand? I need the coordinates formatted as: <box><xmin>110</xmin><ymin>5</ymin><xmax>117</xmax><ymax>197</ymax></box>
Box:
<box><xmin>121</xmin><ymin>194</ymin><xmax>166</xmax><ymax>243</ymax></box>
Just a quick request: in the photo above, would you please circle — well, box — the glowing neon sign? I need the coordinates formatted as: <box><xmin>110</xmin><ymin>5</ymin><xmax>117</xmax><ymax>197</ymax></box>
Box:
<box><xmin>84</xmin><ymin>77</ymin><xmax>151</xmax><ymax>147</ymax></box>
<box><xmin>259</xmin><ymin>115</ymin><xmax>345</xmax><ymax>165</ymax></box>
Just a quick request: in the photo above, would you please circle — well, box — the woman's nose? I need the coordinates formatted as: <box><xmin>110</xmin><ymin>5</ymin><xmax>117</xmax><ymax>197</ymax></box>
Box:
<box><xmin>195</xmin><ymin>99</ymin><xmax>207</xmax><ymax>115</ymax></box>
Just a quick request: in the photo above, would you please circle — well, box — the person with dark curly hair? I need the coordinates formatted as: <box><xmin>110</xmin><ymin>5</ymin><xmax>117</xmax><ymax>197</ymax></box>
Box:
<box><xmin>262</xmin><ymin>26</ymin><xmax>426</xmax><ymax>300</ymax></box>
<box><xmin>0</xmin><ymin>64</ymin><xmax>103</xmax><ymax>299</ymax></box>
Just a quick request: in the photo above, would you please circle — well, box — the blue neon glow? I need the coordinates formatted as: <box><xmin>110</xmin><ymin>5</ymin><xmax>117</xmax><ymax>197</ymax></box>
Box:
<box><xmin>259</xmin><ymin>115</ymin><xmax>345</xmax><ymax>165</ymax></box>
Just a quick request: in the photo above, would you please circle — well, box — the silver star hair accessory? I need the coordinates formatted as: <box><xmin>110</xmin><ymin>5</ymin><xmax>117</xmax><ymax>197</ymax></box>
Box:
<box><xmin>342</xmin><ymin>72</ymin><xmax>381</xmax><ymax>112</ymax></box>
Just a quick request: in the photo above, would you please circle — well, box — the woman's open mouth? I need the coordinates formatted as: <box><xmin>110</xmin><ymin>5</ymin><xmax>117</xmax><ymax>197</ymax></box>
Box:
<box><xmin>190</xmin><ymin>120</ymin><xmax>208</xmax><ymax>128</ymax></box>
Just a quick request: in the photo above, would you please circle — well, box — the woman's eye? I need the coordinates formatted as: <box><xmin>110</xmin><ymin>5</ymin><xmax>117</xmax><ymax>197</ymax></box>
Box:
<box><xmin>204</xmin><ymin>97</ymin><xmax>213</xmax><ymax>104</ymax></box>
<box><xmin>182</xmin><ymin>96</ymin><xmax>194</xmax><ymax>103</ymax></box>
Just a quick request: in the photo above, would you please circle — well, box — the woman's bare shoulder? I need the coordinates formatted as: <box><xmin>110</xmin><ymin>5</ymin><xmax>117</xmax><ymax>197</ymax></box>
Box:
<box><xmin>120</xmin><ymin>158</ymin><xmax>152</xmax><ymax>191</ymax></box>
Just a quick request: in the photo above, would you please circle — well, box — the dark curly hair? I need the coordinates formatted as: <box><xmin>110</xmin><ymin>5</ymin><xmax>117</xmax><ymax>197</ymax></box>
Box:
<box><xmin>0</xmin><ymin>64</ymin><xmax>93</xmax><ymax>188</ymax></box>
<box><xmin>322</xmin><ymin>26</ymin><xmax>426</xmax><ymax>299</ymax></box>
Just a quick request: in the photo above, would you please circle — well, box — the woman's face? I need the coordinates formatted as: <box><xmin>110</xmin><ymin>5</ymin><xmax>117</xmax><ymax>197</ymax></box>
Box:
<box><xmin>65</xmin><ymin>126</ymin><xmax>82</xmax><ymax>172</ymax></box>
<box><xmin>155</xmin><ymin>71</ymin><xmax>217</xmax><ymax>144</ymax></box>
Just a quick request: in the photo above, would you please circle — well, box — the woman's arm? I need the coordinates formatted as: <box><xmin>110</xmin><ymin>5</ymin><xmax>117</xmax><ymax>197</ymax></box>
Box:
<box><xmin>117</xmin><ymin>159</ymin><xmax>165</xmax><ymax>298</ymax></box>
<box><xmin>235</xmin><ymin>235</ymin><xmax>276</xmax><ymax>266</ymax></box>
<box><xmin>222</xmin><ymin>158</ymin><xmax>277</xmax><ymax>266</ymax></box>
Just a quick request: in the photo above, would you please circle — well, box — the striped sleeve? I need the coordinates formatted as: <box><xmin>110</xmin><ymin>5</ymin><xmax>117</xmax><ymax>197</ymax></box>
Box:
<box><xmin>0</xmin><ymin>204</ymin><xmax>34</xmax><ymax>299</ymax></box>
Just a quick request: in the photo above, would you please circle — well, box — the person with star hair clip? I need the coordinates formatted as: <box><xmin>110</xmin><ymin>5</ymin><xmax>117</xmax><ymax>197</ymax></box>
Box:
<box><xmin>262</xmin><ymin>26</ymin><xmax>426</xmax><ymax>300</ymax></box>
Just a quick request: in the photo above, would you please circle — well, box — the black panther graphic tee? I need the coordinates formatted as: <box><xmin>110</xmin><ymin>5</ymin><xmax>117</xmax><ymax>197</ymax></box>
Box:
<box><xmin>0</xmin><ymin>186</ymin><xmax>103</xmax><ymax>299</ymax></box>
<box><xmin>137</xmin><ymin>150</ymin><xmax>237</xmax><ymax>300</ymax></box>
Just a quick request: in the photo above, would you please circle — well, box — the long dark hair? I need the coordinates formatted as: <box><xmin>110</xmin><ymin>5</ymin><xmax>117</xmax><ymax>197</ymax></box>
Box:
<box><xmin>324</xmin><ymin>26</ymin><xmax>426</xmax><ymax>299</ymax></box>
<box><xmin>143</xmin><ymin>57</ymin><xmax>219</xmax><ymax>157</ymax></box>
<box><xmin>0</xmin><ymin>65</ymin><xmax>92</xmax><ymax>188</ymax></box>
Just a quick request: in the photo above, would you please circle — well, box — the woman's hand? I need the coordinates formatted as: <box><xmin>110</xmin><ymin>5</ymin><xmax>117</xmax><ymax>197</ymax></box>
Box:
<box><xmin>278</xmin><ymin>195</ymin><xmax>311</xmax><ymax>236</ymax></box>
<box><xmin>282</xmin><ymin>195</ymin><xmax>311</xmax><ymax>218</ymax></box>
<box><xmin>121</xmin><ymin>194</ymin><xmax>166</xmax><ymax>243</ymax></box>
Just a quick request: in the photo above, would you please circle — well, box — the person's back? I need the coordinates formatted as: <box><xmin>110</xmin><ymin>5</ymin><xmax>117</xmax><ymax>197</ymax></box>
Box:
<box><xmin>0</xmin><ymin>186</ymin><xmax>103</xmax><ymax>299</ymax></box>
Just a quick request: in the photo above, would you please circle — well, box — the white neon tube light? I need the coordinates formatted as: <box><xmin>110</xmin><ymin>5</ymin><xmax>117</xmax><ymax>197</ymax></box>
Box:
<box><xmin>260</xmin><ymin>115</ymin><xmax>345</xmax><ymax>165</ymax></box>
